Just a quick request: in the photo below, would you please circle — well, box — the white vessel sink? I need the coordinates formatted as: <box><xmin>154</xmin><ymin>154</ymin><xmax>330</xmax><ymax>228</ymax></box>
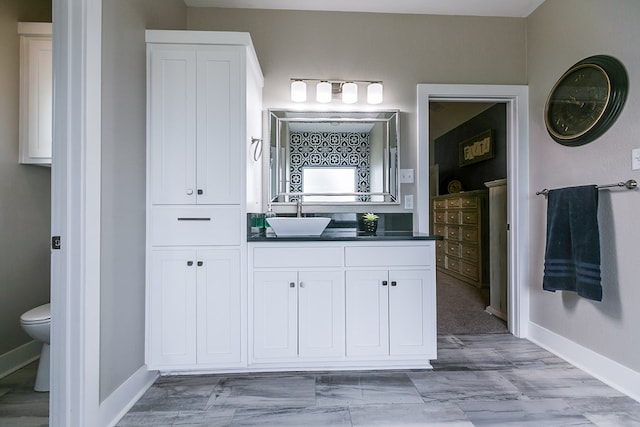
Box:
<box><xmin>266</xmin><ymin>217</ymin><xmax>331</xmax><ymax>237</ymax></box>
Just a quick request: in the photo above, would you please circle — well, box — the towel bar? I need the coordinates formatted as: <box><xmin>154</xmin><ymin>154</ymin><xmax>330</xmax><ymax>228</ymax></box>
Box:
<box><xmin>536</xmin><ymin>179</ymin><xmax>637</xmax><ymax>196</ymax></box>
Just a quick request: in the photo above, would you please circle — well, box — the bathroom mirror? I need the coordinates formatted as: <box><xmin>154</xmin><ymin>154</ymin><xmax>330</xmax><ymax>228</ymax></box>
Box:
<box><xmin>269</xmin><ymin>110</ymin><xmax>400</xmax><ymax>204</ymax></box>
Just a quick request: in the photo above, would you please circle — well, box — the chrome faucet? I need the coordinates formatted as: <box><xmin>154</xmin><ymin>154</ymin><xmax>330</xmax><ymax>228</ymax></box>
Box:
<box><xmin>296</xmin><ymin>198</ymin><xmax>303</xmax><ymax>218</ymax></box>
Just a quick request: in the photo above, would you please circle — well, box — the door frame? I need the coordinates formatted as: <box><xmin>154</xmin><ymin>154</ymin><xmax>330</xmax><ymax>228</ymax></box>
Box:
<box><xmin>416</xmin><ymin>84</ymin><xmax>530</xmax><ymax>338</ymax></box>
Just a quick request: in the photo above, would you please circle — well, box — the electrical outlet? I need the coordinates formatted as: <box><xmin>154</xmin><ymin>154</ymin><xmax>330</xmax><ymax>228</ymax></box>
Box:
<box><xmin>400</xmin><ymin>169</ymin><xmax>414</xmax><ymax>183</ymax></box>
<box><xmin>632</xmin><ymin>148</ymin><xmax>640</xmax><ymax>170</ymax></box>
<box><xmin>404</xmin><ymin>194</ymin><xmax>414</xmax><ymax>209</ymax></box>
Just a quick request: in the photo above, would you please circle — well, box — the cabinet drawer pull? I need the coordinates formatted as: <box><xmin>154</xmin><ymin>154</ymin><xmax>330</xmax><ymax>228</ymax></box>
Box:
<box><xmin>289</xmin><ymin>282</ymin><xmax>295</xmax><ymax>288</ymax></box>
<box><xmin>187</xmin><ymin>261</ymin><xmax>193</xmax><ymax>266</ymax></box>
<box><xmin>177</xmin><ymin>217</ymin><xmax>211</xmax><ymax>221</ymax></box>
<box><xmin>197</xmin><ymin>261</ymin><xmax>203</xmax><ymax>267</ymax></box>
<box><xmin>186</xmin><ymin>189</ymin><xmax>194</xmax><ymax>195</ymax></box>
<box><xmin>391</xmin><ymin>281</ymin><xmax>397</xmax><ymax>287</ymax></box>
<box><xmin>382</xmin><ymin>280</ymin><xmax>388</xmax><ymax>286</ymax></box>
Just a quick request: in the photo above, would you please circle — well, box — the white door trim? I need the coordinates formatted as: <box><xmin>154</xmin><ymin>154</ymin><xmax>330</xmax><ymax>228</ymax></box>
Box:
<box><xmin>416</xmin><ymin>84</ymin><xmax>530</xmax><ymax>338</ymax></box>
<box><xmin>50</xmin><ymin>0</ymin><xmax>102</xmax><ymax>425</ymax></box>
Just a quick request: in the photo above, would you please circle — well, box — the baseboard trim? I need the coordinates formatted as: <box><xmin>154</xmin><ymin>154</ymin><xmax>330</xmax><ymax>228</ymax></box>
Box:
<box><xmin>0</xmin><ymin>341</ymin><xmax>41</xmax><ymax>379</ymax></box>
<box><xmin>99</xmin><ymin>366</ymin><xmax>158</xmax><ymax>427</ymax></box>
<box><xmin>528</xmin><ymin>321</ymin><xmax>640</xmax><ymax>402</ymax></box>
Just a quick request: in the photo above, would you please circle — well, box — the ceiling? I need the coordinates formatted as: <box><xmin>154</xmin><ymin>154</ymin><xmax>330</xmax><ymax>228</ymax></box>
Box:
<box><xmin>183</xmin><ymin>0</ymin><xmax>546</xmax><ymax>18</ymax></box>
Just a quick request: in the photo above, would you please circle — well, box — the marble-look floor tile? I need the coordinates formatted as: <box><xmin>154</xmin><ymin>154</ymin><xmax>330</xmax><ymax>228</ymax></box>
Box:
<box><xmin>316</xmin><ymin>372</ymin><xmax>423</xmax><ymax>406</ymax></box>
<box><xmin>501</xmin><ymin>366</ymin><xmax>626</xmax><ymax>400</ymax></box>
<box><xmin>584</xmin><ymin>413</ymin><xmax>640</xmax><ymax>427</ymax></box>
<box><xmin>230</xmin><ymin>406</ymin><xmax>351</xmax><ymax>426</ymax></box>
<box><xmin>207</xmin><ymin>375</ymin><xmax>316</xmax><ymax>408</ymax></box>
<box><xmin>349</xmin><ymin>402</ymin><xmax>474</xmax><ymax>426</ymax></box>
<box><xmin>174</xmin><ymin>408</ymin><xmax>235</xmax><ymax>426</ymax></box>
<box><xmin>0</xmin><ymin>416</ymin><xmax>49</xmax><ymax>427</ymax></box>
<box><xmin>460</xmin><ymin>399</ymin><xmax>595</xmax><ymax>426</ymax></box>
<box><xmin>116</xmin><ymin>410</ymin><xmax>178</xmax><ymax>426</ymax></box>
<box><xmin>408</xmin><ymin>370</ymin><xmax>525</xmax><ymax>402</ymax></box>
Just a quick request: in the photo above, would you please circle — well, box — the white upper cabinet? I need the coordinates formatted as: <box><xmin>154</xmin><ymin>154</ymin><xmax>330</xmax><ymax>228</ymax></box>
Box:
<box><xmin>148</xmin><ymin>45</ymin><xmax>242</xmax><ymax>205</ymax></box>
<box><xmin>18</xmin><ymin>23</ymin><xmax>52</xmax><ymax>166</ymax></box>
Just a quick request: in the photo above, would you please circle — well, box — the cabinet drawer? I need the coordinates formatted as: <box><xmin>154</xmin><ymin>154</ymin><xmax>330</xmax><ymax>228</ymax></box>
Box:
<box><xmin>446</xmin><ymin>242</ymin><xmax>460</xmax><ymax>256</ymax></box>
<box><xmin>433</xmin><ymin>210</ymin><xmax>446</xmax><ymax>224</ymax></box>
<box><xmin>436</xmin><ymin>251</ymin><xmax>445</xmax><ymax>268</ymax></box>
<box><xmin>253</xmin><ymin>246</ymin><xmax>342</xmax><ymax>268</ymax></box>
<box><xmin>445</xmin><ymin>256</ymin><xmax>460</xmax><ymax>273</ymax></box>
<box><xmin>445</xmin><ymin>211</ymin><xmax>461</xmax><ymax>224</ymax></box>
<box><xmin>461</xmin><ymin>228</ymin><xmax>478</xmax><ymax>243</ymax></box>
<box><xmin>460</xmin><ymin>260</ymin><xmax>479</xmax><ymax>280</ymax></box>
<box><xmin>434</xmin><ymin>224</ymin><xmax>446</xmax><ymax>236</ymax></box>
<box><xmin>461</xmin><ymin>211</ymin><xmax>478</xmax><ymax>225</ymax></box>
<box><xmin>345</xmin><ymin>245</ymin><xmax>433</xmax><ymax>267</ymax></box>
<box><xmin>446</xmin><ymin>198</ymin><xmax>461</xmax><ymax>208</ymax></box>
<box><xmin>461</xmin><ymin>197</ymin><xmax>478</xmax><ymax>208</ymax></box>
<box><xmin>460</xmin><ymin>243</ymin><xmax>478</xmax><ymax>261</ymax></box>
<box><xmin>446</xmin><ymin>226</ymin><xmax>460</xmax><ymax>241</ymax></box>
<box><xmin>436</xmin><ymin>240</ymin><xmax>445</xmax><ymax>251</ymax></box>
<box><xmin>151</xmin><ymin>206</ymin><xmax>240</xmax><ymax>246</ymax></box>
<box><xmin>434</xmin><ymin>199</ymin><xmax>447</xmax><ymax>209</ymax></box>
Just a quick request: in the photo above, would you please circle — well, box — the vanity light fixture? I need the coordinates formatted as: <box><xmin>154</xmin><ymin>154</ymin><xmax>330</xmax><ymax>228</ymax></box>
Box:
<box><xmin>290</xmin><ymin>80</ymin><xmax>307</xmax><ymax>102</ymax></box>
<box><xmin>290</xmin><ymin>78</ymin><xmax>384</xmax><ymax>104</ymax></box>
<box><xmin>316</xmin><ymin>81</ymin><xmax>332</xmax><ymax>103</ymax></box>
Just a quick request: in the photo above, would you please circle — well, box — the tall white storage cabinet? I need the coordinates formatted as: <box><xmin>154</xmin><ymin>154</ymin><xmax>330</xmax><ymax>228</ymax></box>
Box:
<box><xmin>146</xmin><ymin>31</ymin><xmax>263</xmax><ymax>371</ymax></box>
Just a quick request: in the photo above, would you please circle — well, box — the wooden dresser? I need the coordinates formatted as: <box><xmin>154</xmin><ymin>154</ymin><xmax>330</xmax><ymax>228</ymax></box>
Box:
<box><xmin>432</xmin><ymin>190</ymin><xmax>488</xmax><ymax>288</ymax></box>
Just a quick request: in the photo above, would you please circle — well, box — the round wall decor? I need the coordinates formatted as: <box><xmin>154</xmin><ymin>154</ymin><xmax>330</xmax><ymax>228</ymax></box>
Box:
<box><xmin>544</xmin><ymin>55</ymin><xmax>628</xmax><ymax>147</ymax></box>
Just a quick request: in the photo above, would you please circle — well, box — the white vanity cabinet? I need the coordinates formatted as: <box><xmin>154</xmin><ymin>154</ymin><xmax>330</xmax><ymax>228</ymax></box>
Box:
<box><xmin>249</xmin><ymin>241</ymin><xmax>437</xmax><ymax>370</ymax></box>
<box><xmin>146</xmin><ymin>30</ymin><xmax>263</xmax><ymax>371</ymax></box>
<box><xmin>148</xmin><ymin>248</ymin><xmax>240</xmax><ymax>368</ymax></box>
<box><xmin>253</xmin><ymin>270</ymin><xmax>345</xmax><ymax>361</ymax></box>
<box><xmin>18</xmin><ymin>22</ymin><xmax>52</xmax><ymax>166</ymax></box>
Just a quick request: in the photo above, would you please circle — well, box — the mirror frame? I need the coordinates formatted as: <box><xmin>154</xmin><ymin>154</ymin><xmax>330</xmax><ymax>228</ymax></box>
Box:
<box><xmin>268</xmin><ymin>109</ymin><xmax>400</xmax><ymax>205</ymax></box>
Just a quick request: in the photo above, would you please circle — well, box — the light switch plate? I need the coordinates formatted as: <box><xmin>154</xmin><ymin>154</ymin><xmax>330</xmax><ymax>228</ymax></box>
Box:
<box><xmin>404</xmin><ymin>194</ymin><xmax>414</xmax><ymax>209</ymax></box>
<box><xmin>399</xmin><ymin>169</ymin><xmax>414</xmax><ymax>183</ymax></box>
<box><xmin>632</xmin><ymin>148</ymin><xmax>640</xmax><ymax>170</ymax></box>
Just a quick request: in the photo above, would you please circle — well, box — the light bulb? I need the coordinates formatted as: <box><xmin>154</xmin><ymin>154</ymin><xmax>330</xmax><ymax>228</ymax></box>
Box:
<box><xmin>290</xmin><ymin>80</ymin><xmax>307</xmax><ymax>102</ymax></box>
<box><xmin>316</xmin><ymin>81</ymin><xmax>332</xmax><ymax>103</ymax></box>
<box><xmin>367</xmin><ymin>82</ymin><xmax>383</xmax><ymax>104</ymax></box>
<box><xmin>342</xmin><ymin>82</ymin><xmax>358</xmax><ymax>104</ymax></box>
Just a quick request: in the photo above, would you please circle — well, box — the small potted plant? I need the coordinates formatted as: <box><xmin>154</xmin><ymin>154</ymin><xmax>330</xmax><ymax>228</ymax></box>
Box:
<box><xmin>361</xmin><ymin>212</ymin><xmax>379</xmax><ymax>235</ymax></box>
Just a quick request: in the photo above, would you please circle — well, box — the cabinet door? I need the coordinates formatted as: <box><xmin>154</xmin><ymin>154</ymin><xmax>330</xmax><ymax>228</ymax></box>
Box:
<box><xmin>345</xmin><ymin>270</ymin><xmax>389</xmax><ymax>357</ymax></box>
<box><xmin>253</xmin><ymin>271</ymin><xmax>298</xmax><ymax>360</ymax></box>
<box><xmin>196</xmin><ymin>249</ymin><xmax>241</xmax><ymax>365</ymax></box>
<box><xmin>388</xmin><ymin>269</ymin><xmax>436</xmax><ymax>357</ymax></box>
<box><xmin>149</xmin><ymin>249</ymin><xmax>198</xmax><ymax>366</ymax></box>
<box><xmin>149</xmin><ymin>46</ymin><xmax>197</xmax><ymax>204</ymax></box>
<box><xmin>196</xmin><ymin>47</ymin><xmax>241</xmax><ymax>205</ymax></box>
<box><xmin>298</xmin><ymin>271</ymin><xmax>345</xmax><ymax>358</ymax></box>
<box><xmin>19</xmin><ymin>36</ymin><xmax>52</xmax><ymax>164</ymax></box>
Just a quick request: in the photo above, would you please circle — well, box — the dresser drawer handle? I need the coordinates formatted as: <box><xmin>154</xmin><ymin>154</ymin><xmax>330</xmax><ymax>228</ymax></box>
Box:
<box><xmin>177</xmin><ymin>217</ymin><xmax>211</xmax><ymax>221</ymax></box>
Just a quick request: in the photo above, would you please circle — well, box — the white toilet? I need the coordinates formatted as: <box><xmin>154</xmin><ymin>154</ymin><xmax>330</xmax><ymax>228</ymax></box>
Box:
<box><xmin>20</xmin><ymin>303</ymin><xmax>51</xmax><ymax>392</ymax></box>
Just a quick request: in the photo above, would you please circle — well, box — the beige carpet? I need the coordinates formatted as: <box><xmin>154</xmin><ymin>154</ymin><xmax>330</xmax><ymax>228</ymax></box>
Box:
<box><xmin>437</xmin><ymin>272</ymin><xmax>508</xmax><ymax>334</ymax></box>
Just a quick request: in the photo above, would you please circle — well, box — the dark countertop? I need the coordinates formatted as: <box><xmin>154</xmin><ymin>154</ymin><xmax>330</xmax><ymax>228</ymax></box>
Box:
<box><xmin>248</xmin><ymin>228</ymin><xmax>443</xmax><ymax>242</ymax></box>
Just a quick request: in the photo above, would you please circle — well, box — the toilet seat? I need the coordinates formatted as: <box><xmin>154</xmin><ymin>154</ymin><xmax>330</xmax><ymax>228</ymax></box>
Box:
<box><xmin>20</xmin><ymin>303</ymin><xmax>51</xmax><ymax>325</ymax></box>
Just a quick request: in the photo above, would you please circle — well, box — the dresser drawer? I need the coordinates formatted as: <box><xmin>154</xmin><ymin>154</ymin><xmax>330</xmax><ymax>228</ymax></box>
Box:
<box><xmin>253</xmin><ymin>246</ymin><xmax>342</xmax><ymax>268</ymax></box>
<box><xmin>445</xmin><ymin>211</ymin><xmax>461</xmax><ymax>224</ymax></box>
<box><xmin>434</xmin><ymin>199</ymin><xmax>447</xmax><ymax>209</ymax></box>
<box><xmin>460</xmin><ymin>243</ymin><xmax>479</xmax><ymax>261</ymax></box>
<box><xmin>436</xmin><ymin>250</ymin><xmax>445</xmax><ymax>268</ymax></box>
<box><xmin>460</xmin><ymin>260</ymin><xmax>479</xmax><ymax>281</ymax></box>
<box><xmin>445</xmin><ymin>256</ymin><xmax>460</xmax><ymax>273</ymax></box>
<box><xmin>434</xmin><ymin>224</ymin><xmax>446</xmax><ymax>236</ymax></box>
<box><xmin>446</xmin><ymin>242</ymin><xmax>460</xmax><ymax>256</ymax></box>
<box><xmin>460</xmin><ymin>211</ymin><xmax>478</xmax><ymax>225</ymax></box>
<box><xmin>446</xmin><ymin>198</ymin><xmax>461</xmax><ymax>208</ymax></box>
<box><xmin>150</xmin><ymin>206</ymin><xmax>240</xmax><ymax>246</ymax></box>
<box><xmin>345</xmin><ymin>245</ymin><xmax>434</xmax><ymax>267</ymax></box>
<box><xmin>461</xmin><ymin>228</ymin><xmax>478</xmax><ymax>243</ymax></box>
<box><xmin>434</xmin><ymin>210</ymin><xmax>446</xmax><ymax>224</ymax></box>
<box><xmin>446</xmin><ymin>226</ymin><xmax>461</xmax><ymax>241</ymax></box>
<box><xmin>461</xmin><ymin>197</ymin><xmax>478</xmax><ymax>208</ymax></box>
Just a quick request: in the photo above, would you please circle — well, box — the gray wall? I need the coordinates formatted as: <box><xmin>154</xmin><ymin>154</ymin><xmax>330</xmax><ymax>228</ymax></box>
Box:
<box><xmin>0</xmin><ymin>0</ymin><xmax>51</xmax><ymax>359</ymax></box>
<box><xmin>187</xmin><ymin>8</ymin><xmax>527</xmax><ymax>213</ymax></box>
<box><xmin>100</xmin><ymin>0</ymin><xmax>186</xmax><ymax>401</ymax></box>
<box><xmin>527</xmin><ymin>0</ymin><xmax>640</xmax><ymax>372</ymax></box>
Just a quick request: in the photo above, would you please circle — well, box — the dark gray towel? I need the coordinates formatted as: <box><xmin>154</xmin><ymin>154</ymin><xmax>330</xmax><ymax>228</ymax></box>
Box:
<box><xmin>543</xmin><ymin>185</ymin><xmax>602</xmax><ymax>301</ymax></box>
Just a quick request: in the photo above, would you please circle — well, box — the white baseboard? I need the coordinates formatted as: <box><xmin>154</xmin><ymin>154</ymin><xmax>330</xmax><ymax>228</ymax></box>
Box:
<box><xmin>528</xmin><ymin>321</ymin><xmax>640</xmax><ymax>402</ymax></box>
<box><xmin>99</xmin><ymin>366</ymin><xmax>158</xmax><ymax>427</ymax></box>
<box><xmin>0</xmin><ymin>341</ymin><xmax>42</xmax><ymax>379</ymax></box>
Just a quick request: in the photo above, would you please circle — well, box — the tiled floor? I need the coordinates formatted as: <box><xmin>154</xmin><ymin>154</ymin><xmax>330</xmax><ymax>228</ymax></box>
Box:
<box><xmin>116</xmin><ymin>334</ymin><xmax>640</xmax><ymax>426</ymax></box>
<box><xmin>3</xmin><ymin>335</ymin><xmax>640</xmax><ymax>426</ymax></box>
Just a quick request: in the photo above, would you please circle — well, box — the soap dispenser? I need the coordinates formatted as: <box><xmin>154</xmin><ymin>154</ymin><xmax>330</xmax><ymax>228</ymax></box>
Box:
<box><xmin>264</xmin><ymin>204</ymin><xmax>276</xmax><ymax>232</ymax></box>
